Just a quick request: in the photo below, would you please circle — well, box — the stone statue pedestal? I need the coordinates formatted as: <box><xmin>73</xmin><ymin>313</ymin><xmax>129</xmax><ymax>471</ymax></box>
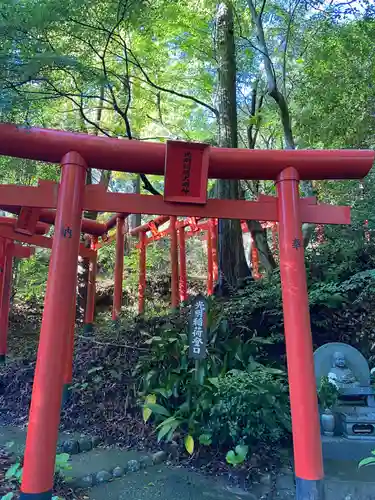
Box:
<box><xmin>338</xmin><ymin>410</ymin><xmax>375</xmax><ymax>439</ymax></box>
<box><xmin>314</xmin><ymin>342</ymin><xmax>375</xmax><ymax>441</ymax></box>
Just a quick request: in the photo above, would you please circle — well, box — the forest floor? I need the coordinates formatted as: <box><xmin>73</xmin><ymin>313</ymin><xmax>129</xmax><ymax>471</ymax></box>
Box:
<box><xmin>2</xmin><ymin>307</ymin><xmax>375</xmax><ymax>499</ymax></box>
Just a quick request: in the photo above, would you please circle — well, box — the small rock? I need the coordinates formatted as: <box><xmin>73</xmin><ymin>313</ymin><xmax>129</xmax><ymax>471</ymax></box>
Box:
<box><xmin>75</xmin><ymin>473</ymin><xmax>95</xmax><ymax>488</ymax></box>
<box><xmin>260</xmin><ymin>473</ymin><xmax>272</xmax><ymax>486</ymax></box>
<box><xmin>139</xmin><ymin>455</ymin><xmax>153</xmax><ymax>469</ymax></box>
<box><xmin>152</xmin><ymin>450</ymin><xmax>167</xmax><ymax>465</ymax></box>
<box><xmin>96</xmin><ymin>470</ymin><xmax>112</xmax><ymax>483</ymax></box>
<box><xmin>63</xmin><ymin>440</ymin><xmax>79</xmax><ymax>455</ymax></box>
<box><xmin>91</xmin><ymin>436</ymin><xmax>101</xmax><ymax>448</ymax></box>
<box><xmin>127</xmin><ymin>459</ymin><xmax>140</xmax><ymax>473</ymax></box>
<box><xmin>112</xmin><ymin>466</ymin><xmax>124</xmax><ymax>478</ymax></box>
<box><xmin>78</xmin><ymin>438</ymin><xmax>92</xmax><ymax>453</ymax></box>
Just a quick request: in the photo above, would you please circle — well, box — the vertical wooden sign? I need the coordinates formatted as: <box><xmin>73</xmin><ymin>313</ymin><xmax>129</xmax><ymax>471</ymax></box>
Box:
<box><xmin>15</xmin><ymin>207</ymin><xmax>41</xmax><ymax>235</ymax></box>
<box><xmin>188</xmin><ymin>294</ymin><xmax>208</xmax><ymax>360</ymax></box>
<box><xmin>164</xmin><ymin>141</ymin><xmax>210</xmax><ymax>204</ymax></box>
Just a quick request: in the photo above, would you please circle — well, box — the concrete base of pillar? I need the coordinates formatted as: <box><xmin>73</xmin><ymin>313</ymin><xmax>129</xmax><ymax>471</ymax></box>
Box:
<box><xmin>0</xmin><ymin>354</ymin><xmax>5</xmax><ymax>364</ymax></box>
<box><xmin>296</xmin><ymin>477</ymin><xmax>325</xmax><ymax>500</ymax></box>
<box><xmin>19</xmin><ymin>490</ymin><xmax>52</xmax><ymax>499</ymax></box>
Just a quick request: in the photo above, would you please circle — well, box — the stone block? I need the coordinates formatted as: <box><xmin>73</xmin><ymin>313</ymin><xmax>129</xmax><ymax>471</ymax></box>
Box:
<box><xmin>62</xmin><ymin>439</ymin><xmax>79</xmax><ymax>455</ymax></box>
<box><xmin>127</xmin><ymin>459</ymin><xmax>140</xmax><ymax>473</ymax></box>
<box><xmin>96</xmin><ymin>470</ymin><xmax>112</xmax><ymax>483</ymax></box>
<box><xmin>152</xmin><ymin>450</ymin><xmax>167</xmax><ymax>465</ymax></box>
<box><xmin>78</xmin><ymin>437</ymin><xmax>93</xmax><ymax>453</ymax></box>
<box><xmin>112</xmin><ymin>466</ymin><xmax>125</xmax><ymax>477</ymax></box>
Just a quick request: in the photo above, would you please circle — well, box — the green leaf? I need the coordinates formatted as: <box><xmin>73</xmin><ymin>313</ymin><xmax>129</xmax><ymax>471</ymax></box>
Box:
<box><xmin>358</xmin><ymin>456</ymin><xmax>375</xmax><ymax>468</ymax></box>
<box><xmin>157</xmin><ymin>418</ymin><xmax>181</xmax><ymax>442</ymax></box>
<box><xmin>143</xmin><ymin>394</ymin><xmax>156</xmax><ymax>422</ymax></box>
<box><xmin>208</xmin><ymin>377</ymin><xmax>219</xmax><ymax>388</ymax></box>
<box><xmin>198</xmin><ymin>434</ymin><xmax>212</xmax><ymax>446</ymax></box>
<box><xmin>55</xmin><ymin>453</ymin><xmax>70</xmax><ymax>470</ymax></box>
<box><xmin>5</xmin><ymin>463</ymin><xmax>21</xmax><ymax>480</ymax></box>
<box><xmin>235</xmin><ymin>445</ymin><xmax>249</xmax><ymax>461</ymax></box>
<box><xmin>145</xmin><ymin>403</ymin><xmax>171</xmax><ymax>418</ymax></box>
<box><xmin>154</xmin><ymin>388</ymin><xmax>173</xmax><ymax>398</ymax></box>
<box><xmin>88</xmin><ymin>366</ymin><xmax>103</xmax><ymax>375</ymax></box>
<box><xmin>156</xmin><ymin>416</ymin><xmax>179</xmax><ymax>429</ymax></box>
<box><xmin>157</xmin><ymin>423</ymin><xmax>173</xmax><ymax>442</ymax></box>
<box><xmin>226</xmin><ymin>450</ymin><xmax>237</xmax><ymax>465</ymax></box>
<box><xmin>184</xmin><ymin>435</ymin><xmax>194</xmax><ymax>455</ymax></box>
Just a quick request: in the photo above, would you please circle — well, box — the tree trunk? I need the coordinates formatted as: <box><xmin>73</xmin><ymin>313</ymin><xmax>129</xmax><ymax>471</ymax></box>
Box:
<box><xmin>215</xmin><ymin>1</ymin><xmax>250</xmax><ymax>294</ymax></box>
<box><xmin>76</xmin><ymin>93</ymin><xmax>112</xmax><ymax>319</ymax></box>
<box><xmin>246</xmin><ymin>83</ymin><xmax>276</xmax><ymax>276</ymax></box>
<box><xmin>247</xmin><ymin>0</ymin><xmax>315</xmax><ymax>248</ymax></box>
<box><xmin>130</xmin><ymin>175</ymin><xmax>141</xmax><ymax>232</ymax></box>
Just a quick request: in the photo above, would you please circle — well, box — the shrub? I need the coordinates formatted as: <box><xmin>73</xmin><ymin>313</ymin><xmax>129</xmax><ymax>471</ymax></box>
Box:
<box><xmin>207</xmin><ymin>369</ymin><xmax>291</xmax><ymax>448</ymax></box>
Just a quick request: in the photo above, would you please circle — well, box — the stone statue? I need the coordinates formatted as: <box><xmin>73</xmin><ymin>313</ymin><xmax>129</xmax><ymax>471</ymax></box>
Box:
<box><xmin>328</xmin><ymin>351</ymin><xmax>360</xmax><ymax>389</ymax></box>
<box><xmin>314</xmin><ymin>343</ymin><xmax>375</xmax><ymax>440</ymax></box>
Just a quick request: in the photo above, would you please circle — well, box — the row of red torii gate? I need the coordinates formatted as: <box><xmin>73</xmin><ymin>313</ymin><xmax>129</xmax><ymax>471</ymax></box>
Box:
<box><xmin>0</xmin><ymin>123</ymin><xmax>373</xmax><ymax>500</ymax></box>
<box><xmin>0</xmin><ymin>209</ymin><xmax>275</xmax><ymax>361</ymax></box>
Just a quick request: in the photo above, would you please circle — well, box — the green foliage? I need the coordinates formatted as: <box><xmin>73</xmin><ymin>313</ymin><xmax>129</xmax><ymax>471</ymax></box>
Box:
<box><xmin>358</xmin><ymin>450</ymin><xmax>375</xmax><ymax>469</ymax></box>
<box><xmin>317</xmin><ymin>376</ymin><xmax>339</xmax><ymax>411</ymax></box>
<box><xmin>208</xmin><ymin>369</ymin><xmax>291</xmax><ymax>448</ymax></box>
<box><xmin>5</xmin><ymin>462</ymin><xmax>22</xmax><ymax>482</ymax></box>
<box><xmin>5</xmin><ymin>453</ymin><xmax>71</xmax><ymax>485</ymax></box>
<box><xmin>137</xmin><ymin>301</ymin><xmax>290</xmax><ymax>454</ymax></box>
<box><xmin>16</xmin><ymin>253</ymin><xmax>49</xmax><ymax>302</ymax></box>
<box><xmin>1</xmin><ymin>493</ymin><xmax>15</xmax><ymax>500</ymax></box>
<box><xmin>226</xmin><ymin>445</ymin><xmax>249</xmax><ymax>466</ymax></box>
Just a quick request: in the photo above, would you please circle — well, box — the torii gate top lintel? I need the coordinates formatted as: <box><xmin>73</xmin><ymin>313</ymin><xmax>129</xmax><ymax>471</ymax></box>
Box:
<box><xmin>0</xmin><ymin>123</ymin><xmax>373</xmax><ymax>181</ymax></box>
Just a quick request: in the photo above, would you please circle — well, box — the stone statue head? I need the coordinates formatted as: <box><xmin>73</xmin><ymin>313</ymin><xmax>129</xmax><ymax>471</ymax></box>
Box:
<box><xmin>333</xmin><ymin>351</ymin><xmax>347</xmax><ymax>369</ymax></box>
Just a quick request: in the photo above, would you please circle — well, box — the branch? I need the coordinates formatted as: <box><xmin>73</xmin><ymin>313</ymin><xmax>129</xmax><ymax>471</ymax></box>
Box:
<box><xmin>129</xmin><ymin>49</ymin><xmax>219</xmax><ymax>118</ymax></box>
<box><xmin>140</xmin><ymin>174</ymin><xmax>161</xmax><ymax>196</ymax></box>
<box><xmin>283</xmin><ymin>0</ymin><xmax>302</xmax><ymax>97</ymax></box>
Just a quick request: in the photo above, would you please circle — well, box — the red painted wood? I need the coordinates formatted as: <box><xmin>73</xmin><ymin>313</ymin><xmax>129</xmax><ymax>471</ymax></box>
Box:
<box><xmin>112</xmin><ymin>217</ymin><xmax>125</xmax><ymax>321</ymax></box>
<box><xmin>164</xmin><ymin>140</ymin><xmax>209</xmax><ymax>204</ymax></box>
<box><xmin>178</xmin><ymin>228</ymin><xmax>187</xmax><ymax>303</ymax></box>
<box><xmin>138</xmin><ymin>232</ymin><xmax>146</xmax><ymax>315</ymax></box>
<box><xmin>20</xmin><ymin>152</ymin><xmax>86</xmax><ymax>495</ymax></box>
<box><xmin>0</xmin><ymin>240</ymin><xmax>13</xmax><ymax>358</ymax></box>
<box><xmin>0</xmin><ymin>224</ymin><xmax>94</xmax><ymax>258</ymax></box>
<box><xmin>276</xmin><ymin>167</ymin><xmax>323</xmax><ymax>481</ymax></box>
<box><xmin>0</xmin><ymin>124</ymin><xmax>372</xmax><ymax>180</ymax></box>
<box><xmin>85</xmin><ymin>253</ymin><xmax>97</xmax><ymax>325</ymax></box>
<box><xmin>170</xmin><ymin>216</ymin><xmax>179</xmax><ymax>309</ymax></box>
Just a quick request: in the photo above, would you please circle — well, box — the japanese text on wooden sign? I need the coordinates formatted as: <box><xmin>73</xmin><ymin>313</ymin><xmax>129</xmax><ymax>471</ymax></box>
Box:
<box><xmin>164</xmin><ymin>140</ymin><xmax>210</xmax><ymax>205</ymax></box>
<box><xmin>188</xmin><ymin>294</ymin><xmax>208</xmax><ymax>360</ymax></box>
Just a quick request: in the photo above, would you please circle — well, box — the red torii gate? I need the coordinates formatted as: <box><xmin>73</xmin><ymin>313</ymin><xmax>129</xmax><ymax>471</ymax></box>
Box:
<box><xmin>133</xmin><ymin>215</ymin><xmax>219</xmax><ymax>313</ymax></box>
<box><xmin>0</xmin><ymin>214</ymin><xmax>99</xmax><ymax>391</ymax></box>
<box><xmin>0</xmin><ymin>123</ymin><xmax>373</xmax><ymax>500</ymax></box>
<box><xmin>0</xmin><ymin>233</ymin><xmax>36</xmax><ymax>363</ymax></box>
<box><xmin>0</xmin><ymin>209</ymin><xmax>126</xmax><ymax>371</ymax></box>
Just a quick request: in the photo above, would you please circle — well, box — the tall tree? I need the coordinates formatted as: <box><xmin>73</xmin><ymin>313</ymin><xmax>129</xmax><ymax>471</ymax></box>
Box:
<box><xmin>216</xmin><ymin>2</ymin><xmax>251</xmax><ymax>293</ymax></box>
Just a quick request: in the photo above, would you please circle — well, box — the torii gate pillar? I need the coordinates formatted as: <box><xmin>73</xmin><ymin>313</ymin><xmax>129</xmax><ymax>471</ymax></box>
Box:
<box><xmin>277</xmin><ymin>167</ymin><xmax>324</xmax><ymax>499</ymax></box>
<box><xmin>20</xmin><ymin>152</ymin><xmax>86</xmax><ymax>499</ymax></box>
